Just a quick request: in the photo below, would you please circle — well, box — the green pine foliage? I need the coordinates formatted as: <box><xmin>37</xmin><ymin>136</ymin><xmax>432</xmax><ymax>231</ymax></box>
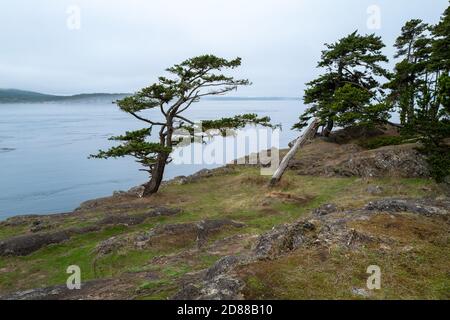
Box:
<box><xmin>296</xmin><ymin>3</ymin><xmax>450</xmax><ymax>182</ymax></box>
<box><xmin>91</xmin><ymin>55</ymin><xmax>275</xmax><ymax>195</ymax></box>
<box><xmin>294</xmin><ymin>31</ymin><xmax>390</xmax><ymax>135</ymax></box>
<box><xmin>387</xmin><ymin>4</ymin><xmax>450</xmax><ymax>183</ymax></box>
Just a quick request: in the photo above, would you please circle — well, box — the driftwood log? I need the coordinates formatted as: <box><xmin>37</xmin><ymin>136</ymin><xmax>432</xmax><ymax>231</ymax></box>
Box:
<box><xmin>269</xmin><ymin>118</ymin><xmax>320</xmax><ymax>186</ymax></box>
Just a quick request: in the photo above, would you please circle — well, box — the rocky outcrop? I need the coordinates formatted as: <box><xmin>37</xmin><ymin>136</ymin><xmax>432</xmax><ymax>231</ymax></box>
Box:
<box><xmin>291</xmin><ymin>142</ymin><xmax>430</xmax><ymax>179</ymax></box>
<box><xmin>0</xmin><ymin>277</ymin><xmax>137</xmax><ymax>300</ymax></box>
<box><xmin>0</xmin><ymin>207</ymin><xmax>180</xmax><ymax>257</ymax></box>
<box><xmin>167</xmin><ymin>167</ymin><xmax>236</xmax><ymax>186</ymax></box>
<box><xmin>312</xmin><ymin>203</ymin><xmax>338</xmax><ymax>216</ymax></box>
<box><xmin>97</xmin><ymin>207</ymin><xmax>180</xmax><ymax>226</ymax></box>
<box><xmin>0</xmin><ymin>226</ymin><xmax>100</xmax><ymax>256</ymax></box>
<box><xmin>332</xmin><ymin>144</ymin><xmax>430</xmax><ymax>178</ymax></box>
<box><xmin>141</xmin><ymin>219</ymin><xmax>245</xmax><ymax>250</ymax></box>
<box><xmin>365</xmin><ymin>198</ymin><xmax>450</xmax><ymax>217</ymax></box>
<box><xmin>255</xmin><ymin>198</ymin><xmax>448</xmax><ymax>258</ymax></box>
<box><xmin>173</xmin><ymin>255</ymin><xmax>248</xmax><ymax>300</ymax></box>
<box><xmin>169</xmin><ymin>169</ymin><xmax>214</xmax><ymax>185</ymax></box>
<box><xmin>326</xmin><ymin>125</ymin><xmax>390</xmax><ymax>144</ymax></box>
<box><xmin>2</xmin><ymin>197</ymin><xmax>448</xmax><ymax>300</ymax></box>
<box><xmin>172</xmin><ymin>197</ymin><xmax>449</xmax><ymax>300</ymax></box>
<box><xmin>94</xmin><ymin>236</ymin><xmax>127</xmax><ymax>256</ymax></box>
<box><xmin>92</xmin><ymin>219</ymin><xmax>246</xmax><ymax>258</ymax></box>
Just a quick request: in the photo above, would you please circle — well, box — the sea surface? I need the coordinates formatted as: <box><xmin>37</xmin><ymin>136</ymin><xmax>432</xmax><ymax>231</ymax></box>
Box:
<box><xmin>0</xmin><ymin>98</ymin><xmax>304</xmax><ymax>219</ymax></box>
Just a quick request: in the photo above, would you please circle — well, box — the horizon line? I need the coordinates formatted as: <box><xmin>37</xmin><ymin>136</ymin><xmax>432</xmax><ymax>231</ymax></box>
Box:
<box><xmin>0</xmin><ymin>88</ymin><xmax>300</xmax><ymax>100</ymax></box>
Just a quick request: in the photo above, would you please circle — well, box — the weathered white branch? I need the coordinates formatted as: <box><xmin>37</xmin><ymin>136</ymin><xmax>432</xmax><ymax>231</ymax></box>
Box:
<box><xmin>269</xmin><ymin>118</ymin><xmax>320</xmax><ymax>186</ymax></box>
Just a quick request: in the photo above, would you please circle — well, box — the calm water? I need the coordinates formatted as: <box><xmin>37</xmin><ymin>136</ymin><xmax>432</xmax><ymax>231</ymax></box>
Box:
<box><xmin>0</xmin><ymin>99</ymin><xmax>303</xmax><ymax>219</ymax></box>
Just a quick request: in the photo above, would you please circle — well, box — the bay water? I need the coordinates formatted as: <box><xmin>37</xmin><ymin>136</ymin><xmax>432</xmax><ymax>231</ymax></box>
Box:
<box><xmin>0</xmin><ymin>98</ymin><xmax>303</xmax><ymax>219</ymax></box>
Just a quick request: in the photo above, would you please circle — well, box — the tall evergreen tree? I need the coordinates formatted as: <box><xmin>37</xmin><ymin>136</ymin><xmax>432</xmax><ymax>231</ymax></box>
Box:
<box><xmin>432</xmin><ymin>3</ymin><xmax>450</xmax><ymax>72</ymax></box>
<box><xmin>417</xmin><ymin>3</ymin><xmax>450</xmax><ymax>182</ymax></box>
<box><xmin>294</xmin><ymin>31</ymin><xmax>390</xmax><ymax>136</ymax></box>
<box><xmin>386</xmin><ymin>3</ymin><xmax>450</xmax><ymax>182</ymax></box>
<box><xmin>384</xmin><ymin>19</ymin><xmax>432</xmax><ymax>124</ymax></box>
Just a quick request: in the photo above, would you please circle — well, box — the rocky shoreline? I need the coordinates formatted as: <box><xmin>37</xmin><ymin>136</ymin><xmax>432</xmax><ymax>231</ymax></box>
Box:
<box><xmin>1</xmin><ymin>126</ymin><xmax>449</xmax><ymax>300</ymax></box>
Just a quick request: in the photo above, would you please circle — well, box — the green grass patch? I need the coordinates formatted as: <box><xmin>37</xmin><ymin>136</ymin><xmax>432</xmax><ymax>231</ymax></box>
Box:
<box><xmin>0</xmin><ymin>164</ymin><xmax>444</xmax><ymax>298</ymax></box>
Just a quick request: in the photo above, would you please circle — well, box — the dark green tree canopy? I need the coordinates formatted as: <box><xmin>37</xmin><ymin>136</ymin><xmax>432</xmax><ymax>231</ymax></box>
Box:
<box><xmin>91</xmin><ymin>128</ymin><xmax>172</xmax><ymax>173</ymax></box>
<box><xmin>394</xmin><ymin>19</ymin><xmax>430</xmax><ymax>60</ymax></box>
<box><xmin>384</xmin><ymin>19</ymin><xmax>433</xmax><ymax>124</ymax></box>
<box><xmin>295</xmin><ymin>31</ymin><xmax>389</xmax><ymax>134</ymax></box>
<box><xmin>179</xmin><ymin>113</ymin><xmax>278</xmax><ymax>138</ymax></box>
<box><xmin>385</xmin><ymin>3</ymin><xmax>450</xmax><ymax>182</ymax></box>
<box><xmin>117</xmin><ymin>55</ymin><xmax>250</xmax><ymax>120</ymax></box>
<box><xmin>432</xmin><ymin>4</ymin><xmax>450</xmax><ymax>71</ymax></box>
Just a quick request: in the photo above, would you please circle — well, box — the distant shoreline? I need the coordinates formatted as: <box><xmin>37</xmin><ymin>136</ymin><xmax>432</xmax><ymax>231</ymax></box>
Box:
<box><xmin>0</xmin><ymin>89</ymin><xmax>299</xmax><ymax>104</ymax></box>
<box><xmin>0</xmin><ymin>89</ymin><xmax>129</xmax><ymax>104</ymax></box>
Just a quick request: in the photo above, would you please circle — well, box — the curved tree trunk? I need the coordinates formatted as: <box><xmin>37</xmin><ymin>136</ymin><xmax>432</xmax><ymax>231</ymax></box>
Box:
<box><xmin>323</xmin><ymin>119</ymin><xmax>334</xmax><ymax>137</ymax></box>
<box><xmin>142</xmin><ymin>153</ymin><xmax>169</xmax><ymax>197</ymax></box>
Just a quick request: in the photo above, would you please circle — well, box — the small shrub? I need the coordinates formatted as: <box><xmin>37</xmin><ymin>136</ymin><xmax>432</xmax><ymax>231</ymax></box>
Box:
<box><xmin>419</xmin><ymin>145</ymin><xmax>450</xmax><ymax>183</ymax></box>
<box><xmin>359</xmin><ymin>135</ymin><xmax>408</xmax><ymax>150</ymax></box>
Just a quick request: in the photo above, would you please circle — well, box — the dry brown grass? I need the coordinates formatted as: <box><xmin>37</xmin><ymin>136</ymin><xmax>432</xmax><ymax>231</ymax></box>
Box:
<box><xmin>237</xmin><ymin>210</ymin><xmax>450</xmax><ymax>300</ymax></box>
<box><xmin>349</xmin><ymin>213</ymin><xmax>448</xmax><ymax>244</ymax></box>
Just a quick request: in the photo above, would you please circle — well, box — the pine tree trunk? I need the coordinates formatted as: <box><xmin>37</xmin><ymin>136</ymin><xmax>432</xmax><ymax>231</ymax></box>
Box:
<box><xmin>323</xmin><ymin>119</ymin><xmax>334</xmax><ymax>137</ymax></box>
<box><xmin>142</xmin><ymin>153</ymin><xmax>169</xmax><ymax>197</ymax></box>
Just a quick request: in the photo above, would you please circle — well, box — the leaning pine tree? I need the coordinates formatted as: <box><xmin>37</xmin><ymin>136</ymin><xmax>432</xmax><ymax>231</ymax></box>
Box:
<box><xmin>294</xmin><ymin>31</ymin><xmax>390</xmax><ymax>136</ymax></box>
<box><xmin>90</xmin><ymin>55</ymin><xmax>275</xmax><ymax>196</ymax></box>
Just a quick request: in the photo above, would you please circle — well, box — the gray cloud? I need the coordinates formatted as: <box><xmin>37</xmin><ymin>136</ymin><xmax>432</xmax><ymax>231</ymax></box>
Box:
<box><xmin>0</xmin><ymin>0</ymin><xmax>448</xmax><ymax>96</ymax></box>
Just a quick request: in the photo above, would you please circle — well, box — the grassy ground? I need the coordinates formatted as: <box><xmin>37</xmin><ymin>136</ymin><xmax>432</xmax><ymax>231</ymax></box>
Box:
<box><xmin>238</xmin><ymin>212</ymin><xmax>450</xmax><ymax>300</ymax></box>
<box><xmin>0</xmin><ymin>163</ymin><xmax>444</xmax><ymax>299</ymax></box>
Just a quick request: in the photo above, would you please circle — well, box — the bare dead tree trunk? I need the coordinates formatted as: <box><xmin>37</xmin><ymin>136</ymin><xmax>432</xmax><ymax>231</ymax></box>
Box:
<box><xmin>269</xmin><ymin>118</ymin><xmax>320</xmax><ymax>187</ymax></box>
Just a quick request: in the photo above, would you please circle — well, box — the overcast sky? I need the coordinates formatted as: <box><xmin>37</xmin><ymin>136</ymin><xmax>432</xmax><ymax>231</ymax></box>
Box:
<box><xmin>0</xmin><ymin>0</ymin><xmax>448</xmax><ymax>96</ymax></box>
